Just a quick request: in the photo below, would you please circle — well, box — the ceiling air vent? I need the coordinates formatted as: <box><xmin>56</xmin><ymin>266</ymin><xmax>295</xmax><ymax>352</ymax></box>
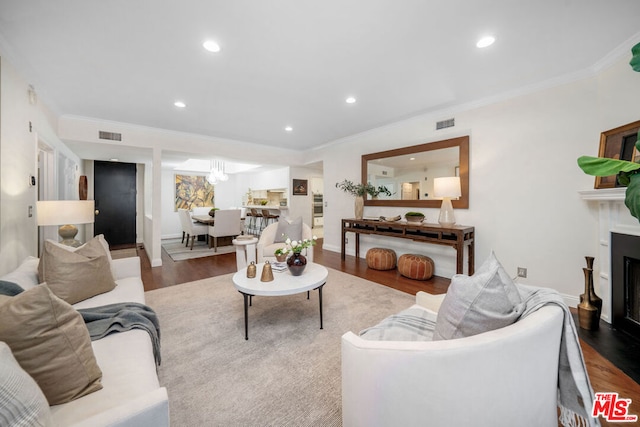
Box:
<box><xmin>436</xmin><ymin>118</ymin><xmax>455</xmax><ymax>130</ymax></box>
<box><xmin>98</xmin><ymin>131</ymin><xmax>122</xmax><ymax>141</ymax></box>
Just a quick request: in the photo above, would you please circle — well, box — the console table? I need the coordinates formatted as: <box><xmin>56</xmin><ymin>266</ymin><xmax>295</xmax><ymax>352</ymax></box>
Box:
<box><xmin>341</xmin><ymin>218</ymin><xmax>475</xmax><ymax>275</ymax></box>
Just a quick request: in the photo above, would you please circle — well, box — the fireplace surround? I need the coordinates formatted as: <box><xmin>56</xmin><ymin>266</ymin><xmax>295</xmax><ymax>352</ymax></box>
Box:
<box><xmin>611</xmin><ymin>232</ymin><xmax>640</xmax><ymax>339</ymax></box>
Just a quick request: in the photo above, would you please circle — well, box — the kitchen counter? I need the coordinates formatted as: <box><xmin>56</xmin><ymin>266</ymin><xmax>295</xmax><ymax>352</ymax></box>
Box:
<box><xmin>243</xmin><ymin>205</ymin><xmax>288</xmax><ymax>211</ymax></box>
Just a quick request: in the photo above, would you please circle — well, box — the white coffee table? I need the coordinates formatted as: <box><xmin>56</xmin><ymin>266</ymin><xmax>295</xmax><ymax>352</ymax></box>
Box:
<box><xmin>232</xmin><ymin>262</ymin><xmax>328</xmax><ymax>340</ymax></box>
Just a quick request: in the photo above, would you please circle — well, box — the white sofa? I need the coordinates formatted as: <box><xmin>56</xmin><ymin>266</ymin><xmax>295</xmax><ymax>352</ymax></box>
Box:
<box><xmin>342</xmin><ymin>291</ymin><xmax>564</xmax><ymax>427</ymax></box>
<box><xmin>0</xmin><ymin>255</ymin><xmax>169</xmax><ymax>427</ymax></box>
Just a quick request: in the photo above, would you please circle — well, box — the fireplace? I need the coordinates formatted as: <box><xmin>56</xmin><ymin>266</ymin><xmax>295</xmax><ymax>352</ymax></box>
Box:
<box><xmin>611</xmin><ymin>232</ymin><xmax>640</xmax><ymax>339</ymax></box>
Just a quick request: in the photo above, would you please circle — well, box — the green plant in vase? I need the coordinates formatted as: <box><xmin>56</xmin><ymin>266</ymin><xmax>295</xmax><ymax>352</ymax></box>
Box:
<box><xmin>335</xmin><ymin>179</ymin><xmax>393</xmax><ymax>219</ymax></box>
<box><xmin>577</xmin><ymin>42</ymin><xmax>640</xmax><ymax>222</ymax></box>
<box><xmin>274</xmin><ymin>247</ymin><xmax>289</xmax><ymax>262</ymax></box>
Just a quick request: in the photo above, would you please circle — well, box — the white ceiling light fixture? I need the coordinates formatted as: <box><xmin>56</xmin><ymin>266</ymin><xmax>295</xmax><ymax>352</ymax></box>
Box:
<box><xmin>174</xmin><ymin>101</ymin><xmax>186</xmax><ymax>108</ymax></box>
<box><xmin>345</xmin><ymin>96</ymin><xmax>357</xmax><ymax>104</ymax></box>
<box><xmin>207</xmin><ymin>159</ymin><xmax>229</xmax><ymax>184</ymax></box>
<box><xmin>476</xmin><ymin>35</ymin><xmax>496</xmax><ymax>48</ymax></box>
<box><xmin>203</xmin><ymin>40</ymin><xmax>221</xmax><ymax>53</ymax></box>
<box><xmin>284</xmin><ymin>126</ymin><xmax>293</xmax><ymax>132</ymax></box>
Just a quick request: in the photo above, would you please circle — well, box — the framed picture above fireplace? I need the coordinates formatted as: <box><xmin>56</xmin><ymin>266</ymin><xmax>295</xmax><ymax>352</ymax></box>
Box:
<box><xmin>594</xmin><ymin>120</ymin><xmax>640</xmax><ymax>189</ymax></box>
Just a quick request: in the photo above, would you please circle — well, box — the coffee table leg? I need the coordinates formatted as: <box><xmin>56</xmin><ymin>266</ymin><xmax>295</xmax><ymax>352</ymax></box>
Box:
<box><xmin>242</xmin><ymin>292</ymin><xmax>250</xmax><ymax>340</ymax></box>
<box><xmin>317</xmin><ymin>283</ymin><xmax>325</xmax><ymax>330</ymax></box>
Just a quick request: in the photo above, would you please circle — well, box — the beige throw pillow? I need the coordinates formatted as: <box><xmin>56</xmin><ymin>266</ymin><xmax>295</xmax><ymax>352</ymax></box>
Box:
<box><xmin>0</xmin><ymin>285</ymin><xmax>103</xmax><ymax>405</ymax></box>
<box><xmin>38</xmin><ymin>238</ymin><xmax>116</xmax><ymax>304</ymax></box>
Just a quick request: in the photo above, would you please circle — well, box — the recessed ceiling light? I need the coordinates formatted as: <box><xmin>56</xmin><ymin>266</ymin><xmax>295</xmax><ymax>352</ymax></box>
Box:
<box><xmin>203</xmin><ymin>40</ymin><xmax>221</xmax><ymax>53</ymax></box>
<box><xmin>284</xmin><ymin>126</ymin><xmax>293</xmax><ymax>132</ymax></box>
<box><xmin>174</xmin><ymin>101</ymin><xmax>186</xmax><ymax>108</ymax></box>
<box><xmin>345</xmin><ymin>96</ymin><xmax>356</xmax><ymax>104</ymax></box>
<box><xmin>109</xmin><ymin>158</ymin><xmax>119</xmax><ymax>162</ymax></box>
<box><xmin>476</xmin><ymin>36</ymin><xmax>495</xmax><ymax>48</ymax></box>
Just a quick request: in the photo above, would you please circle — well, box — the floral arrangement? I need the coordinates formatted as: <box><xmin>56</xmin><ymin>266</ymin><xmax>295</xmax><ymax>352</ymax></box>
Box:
<box><xmin>335</xmin><ymin>179</ymin><xmax>392</xmax><ymax>197</ymax></box>
<box><xmin>278</xmin><ymin>235</ymin><xmax>318</xmax><ymax>255</ymax></box>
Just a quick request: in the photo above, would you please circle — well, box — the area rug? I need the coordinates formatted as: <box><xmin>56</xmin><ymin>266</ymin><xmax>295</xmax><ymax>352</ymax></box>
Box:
<box><xmin>161</xmin><ymin>238</ymin><xmax>236</xmax><ymax>261</ymax></box>
<box><xmin>145</xmin><ymin>268</ymin><xmax>416</xmax><ymax>426</ymax></box>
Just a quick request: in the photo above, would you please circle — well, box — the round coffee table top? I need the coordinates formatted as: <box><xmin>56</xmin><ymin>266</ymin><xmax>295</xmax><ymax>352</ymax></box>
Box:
<box><xmin>232</xmin><ymin>262</ymin><xmax>328</xmax><ymax>296</ymax></box>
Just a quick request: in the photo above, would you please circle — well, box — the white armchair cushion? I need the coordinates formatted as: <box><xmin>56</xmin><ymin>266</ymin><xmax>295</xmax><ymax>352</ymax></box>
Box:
<box><xmin>433</xmin><ymin>251</ymin><xmax>524</xmax><ymax>341</ymax></box>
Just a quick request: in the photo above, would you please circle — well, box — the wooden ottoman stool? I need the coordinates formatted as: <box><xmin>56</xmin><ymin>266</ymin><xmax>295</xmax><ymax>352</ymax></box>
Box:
<box><xmin>398</xmin><ymin>254</ymin><xmax>435</xmax><ymax>280</ymax></box>
<box><xmin>366</xmin><ymin>248</ymin><xmax>397</xmax><ymax>271</ymax></box>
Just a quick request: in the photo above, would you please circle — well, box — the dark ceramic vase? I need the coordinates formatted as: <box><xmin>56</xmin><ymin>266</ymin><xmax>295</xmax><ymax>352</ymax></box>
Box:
<box><xmin>287</xmin><ymin>252</ymin><xmax>307</xmax><ymax>276</ymax></box>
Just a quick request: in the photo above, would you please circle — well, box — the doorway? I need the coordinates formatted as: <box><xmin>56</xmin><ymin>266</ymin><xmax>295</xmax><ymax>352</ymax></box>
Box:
<box><xmin>94</xmin><ymin>161</ymin><xmax>137</xmax><ymax>247</ymax></box>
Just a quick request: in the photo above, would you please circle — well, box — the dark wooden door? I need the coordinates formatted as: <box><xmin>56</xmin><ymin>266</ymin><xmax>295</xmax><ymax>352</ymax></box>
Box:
<box><xmin>94</xmin><ymin>161</ymin><xmax>136</xmax><ymax>247</ymax></box>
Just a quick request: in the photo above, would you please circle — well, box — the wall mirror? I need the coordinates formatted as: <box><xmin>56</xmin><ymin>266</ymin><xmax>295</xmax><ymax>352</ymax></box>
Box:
<box><xmin>361</xmin><ymin>135</ymin><xmax>469</xmax><ymax>208</ymax></box>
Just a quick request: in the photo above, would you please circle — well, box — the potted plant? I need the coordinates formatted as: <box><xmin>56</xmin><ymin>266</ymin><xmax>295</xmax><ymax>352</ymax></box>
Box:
<box><xmin>336</xmin><ymin>180</ymin><xmax>393</xmax><ymax>219</ymax></box>
<box><xmin>577</xmin><ymin>42</ymin><xmax>640</xmax><ymax>223</ymax></box>
<box><xmin>208</xmin><ymin>207</ymin><xmax>219</xmax><ymax>217</ymax></box>
<box><xmin>405</xmin><ymin>211</ymin><xmax>425</xmax><ymax>223</ymax></box>
<box><xmin>274</xmin><ymin>247</ymin><xmax>289</xmax><ymax>262</ymax></box>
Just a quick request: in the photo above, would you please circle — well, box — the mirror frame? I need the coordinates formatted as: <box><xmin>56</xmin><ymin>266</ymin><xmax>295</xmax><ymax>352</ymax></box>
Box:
<box><xmin>361</xmin><ymin>135</ymin><xmax>469</xmax><ymax>208</ymax></box>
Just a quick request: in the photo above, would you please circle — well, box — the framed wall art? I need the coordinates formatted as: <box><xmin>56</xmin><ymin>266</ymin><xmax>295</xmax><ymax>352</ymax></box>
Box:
<box><xmin>175</xmin><ymin>174</ymin><xmax>215</xmax><ymax>211</ymax></box>
<box><xmin>595</xmin><ymin>120</ymin><xmax>640</xmax><ymax>189</ymax></box>
<box><xmin>292</xmin><ymin>179</ymin><xmax>308</xmax><ymax>196</ymax></box>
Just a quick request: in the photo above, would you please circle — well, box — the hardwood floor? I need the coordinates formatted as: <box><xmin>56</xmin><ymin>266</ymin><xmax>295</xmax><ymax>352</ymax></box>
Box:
<box><xmin>136</xmin><ymin>239</ymin><xmax>640</xmax><ymax>425</ymax></box>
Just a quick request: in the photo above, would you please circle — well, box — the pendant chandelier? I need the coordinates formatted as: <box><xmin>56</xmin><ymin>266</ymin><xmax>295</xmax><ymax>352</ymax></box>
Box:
<box><xmin>207</xmin><ymin>160</ymin><xmax>229</xmax><ymax>184</ymax></box>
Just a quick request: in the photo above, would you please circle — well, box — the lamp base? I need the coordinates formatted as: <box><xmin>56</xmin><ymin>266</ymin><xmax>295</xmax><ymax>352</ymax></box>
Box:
<box><xmin>58</xmin><ymin>224</ymin><xmax>82</xmax><ymax>247</ymax></box>
<box><xmin>438</xmin><ymin>198</ymin><xmax>456</xmax><ymax>228</ymax></box>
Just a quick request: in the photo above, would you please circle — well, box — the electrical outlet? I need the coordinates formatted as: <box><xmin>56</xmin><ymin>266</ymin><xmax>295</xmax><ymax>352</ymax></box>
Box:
<box><xmin>517</xmin><ymin>267</ymin><xmax>527</xmax><ymax>278</ymax></box>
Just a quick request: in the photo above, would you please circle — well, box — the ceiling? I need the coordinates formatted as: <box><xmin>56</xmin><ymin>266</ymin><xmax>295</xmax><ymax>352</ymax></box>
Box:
<box><xmin>1</xmin><ymin>1</ymin><xmax>640</xmax><ymax>161</ymax></box>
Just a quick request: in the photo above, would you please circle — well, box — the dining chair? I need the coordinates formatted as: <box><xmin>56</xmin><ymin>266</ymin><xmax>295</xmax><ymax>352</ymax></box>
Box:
<box><xmin>208</xmin><ymin>209</ymin><xmax>243</xmax><ymax>251</ymax></box>
<box><xmin>178</xmin><ymin>208</ymin><xmax>208</xmax><ymax>250</ymax></box>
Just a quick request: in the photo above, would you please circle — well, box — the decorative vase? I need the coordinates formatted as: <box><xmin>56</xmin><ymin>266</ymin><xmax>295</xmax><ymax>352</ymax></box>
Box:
<box><xmin>275</xmin><ymin>253</ymin><xmax>287</xmax><ymax>262</ymax></box>
<box><xmin>354</xmin><ymin>196</ymin><xmax>364</xmax><ymax>220</ymax></box>
<box><xmin>578</xmin><ymin>267</ymin><xmax>599</xmax><ymax>330</ymax></box>
<box><xmin>579</xmin><ymin>256</ymin><xmax>602</xmax><ymax>319</ymax></box>
<box><xmin>287</xmin><ymin>252</ymin><xmax>307</xmax><ymax>276</ymax></box>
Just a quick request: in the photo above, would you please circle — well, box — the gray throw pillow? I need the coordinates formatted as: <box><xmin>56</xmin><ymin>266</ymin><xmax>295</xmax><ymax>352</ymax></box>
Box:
<box><xmin>433</xmin><ymin>251</ymin><xmax>524</xmax><ymax>340</ymax></box>
<box><xmin>273</xmin><ymin>217</ymin><xmax>303</xmax><ymax>243</ymax></box>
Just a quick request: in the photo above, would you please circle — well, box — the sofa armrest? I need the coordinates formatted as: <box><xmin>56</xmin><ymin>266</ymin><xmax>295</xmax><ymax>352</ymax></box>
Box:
<box><xmin>112</xmin><ymin>257</ymin><xmax>142</xmax><ymax>280</ymax></box>
<box><xmin>415</xmin><ymin>291</ymin><xmax>445</xmax><ymax>313</ymax></box>
<box><xmin>68</xmin><ymin>388</ymin><xmax>169</xmax><ymax>427</ymax></box>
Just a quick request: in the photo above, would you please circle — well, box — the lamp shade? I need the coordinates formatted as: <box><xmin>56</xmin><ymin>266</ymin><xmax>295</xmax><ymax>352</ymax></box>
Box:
<box><xmin>433</xmin><ymin>177</ymin><xmax>461</xmax><ymax>199</ymax></box>
<box><xmin>36</xmin><ymin>200</ymin><xmax>95</xmax><ymax>226</ymax></box>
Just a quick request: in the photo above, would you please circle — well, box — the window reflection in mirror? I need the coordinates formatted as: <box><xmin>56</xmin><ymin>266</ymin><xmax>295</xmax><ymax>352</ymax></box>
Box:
<box><xmin>361</xmin><ymin>136</ymin><xmax>469</xmax><ymax>209</ymax></box>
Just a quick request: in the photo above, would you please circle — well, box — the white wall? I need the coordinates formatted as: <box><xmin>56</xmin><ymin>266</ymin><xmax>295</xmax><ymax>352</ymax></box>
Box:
<box><xmin>0</xmin><ymin>55</ymin><xmax>82</xmax><ymax>274</ymax></box>
<box><xmin>313</xmin><ymin>55</ymin><xmax>640</xmax><ymax>306</ymax></box>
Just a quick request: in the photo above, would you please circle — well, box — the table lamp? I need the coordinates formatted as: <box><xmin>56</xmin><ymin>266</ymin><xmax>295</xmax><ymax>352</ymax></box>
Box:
<box><xmin>36</xmin><ymin>200</ymin><xmax>95</xmax><ymax>247</ymax></box>
<box><xmin>433</xmin><ymin>177</ymin><xmax>461</xmax><ymax>227</ymax></box>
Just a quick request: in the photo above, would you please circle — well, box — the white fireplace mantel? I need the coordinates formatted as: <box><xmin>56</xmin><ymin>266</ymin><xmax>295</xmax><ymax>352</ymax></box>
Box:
<box><xmin>579</xmin><ymin>188</ymin><xmax>640</xmax><ymax>323</ymax></box>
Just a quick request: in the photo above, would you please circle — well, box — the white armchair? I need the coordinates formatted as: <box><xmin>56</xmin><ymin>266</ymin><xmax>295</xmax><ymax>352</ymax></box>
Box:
<box><xmin>178</xmin><ymin>209</ymin><xmax>208</xmax><ymax>250</ymax></box>
<box><xmin>341</xmin><ymin>291</ymin><xmax>564</xmax><ymax>427</ymax></box>
<box><xmin>256</xmin><ymin>222</ymin><xmax>314</xmax><ymax>263</ymax></box>
<box><xmin>208</xmin><ymin>209</ymin><xmax>243</xmax><ymax>251</ymax></box>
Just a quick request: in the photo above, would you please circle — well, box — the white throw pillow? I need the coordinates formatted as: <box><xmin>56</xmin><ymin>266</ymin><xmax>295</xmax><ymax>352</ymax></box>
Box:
<box><xmin>433</xmin><ymin>251</ymin><xmax>525</xmax><ymax>340</ymax></box>
<box><xmin>274</xmin><ymin>217</ymin><xmax>303</xmax><ymax>243</ymax></box>
<box><xmin>0</xmin><ymin>342</ymin><xmax>52</xmax><ymax>426</ymax></box>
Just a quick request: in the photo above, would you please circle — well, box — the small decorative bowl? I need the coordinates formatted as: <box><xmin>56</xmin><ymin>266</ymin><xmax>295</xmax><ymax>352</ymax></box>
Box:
<box><xmin>405</xmin><ymin>215</ymin><xmax>425</xmax><ymax>223</ymax></box>
<box><xmin>275</xmin><ymin>253</ymin><xmax>288</xmax><ymax>262</ymax></box>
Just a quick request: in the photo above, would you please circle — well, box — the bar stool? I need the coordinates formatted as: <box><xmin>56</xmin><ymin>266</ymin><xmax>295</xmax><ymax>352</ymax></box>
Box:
<box><xmin>245</xmin><ymin>209</ymin><xmax>254</xmax><ymax>234</ymax></box>
<box><xmin>261</xmin><ymin>209</ymin><xmax>279</xmax><ymax>230</ymax></box>
<box><xmin>250</xmin><ymin>208</ymin><xmax>263</xmax><ymax>234</ymax></box>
